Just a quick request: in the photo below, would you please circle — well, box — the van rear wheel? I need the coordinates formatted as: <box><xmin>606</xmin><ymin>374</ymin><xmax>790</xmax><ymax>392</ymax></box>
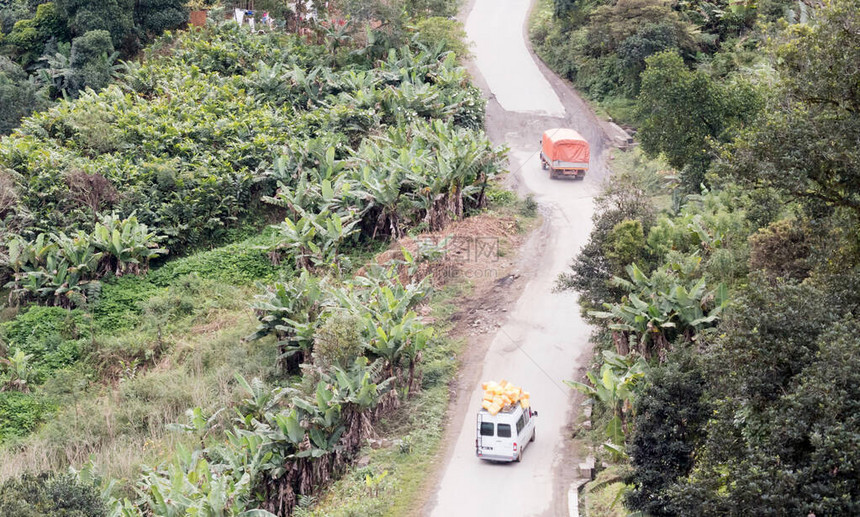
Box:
<box><xmin>530</xmin><ymin>429</ymin><xmax>535</xmax><ymax>443</ymax></box>
<box><xmin>515</xmin><ymin>451</ymin><xmax>522</xmax><ymax>462</ymax></box>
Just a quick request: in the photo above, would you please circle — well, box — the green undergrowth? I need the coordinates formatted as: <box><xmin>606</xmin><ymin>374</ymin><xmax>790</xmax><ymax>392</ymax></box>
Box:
<box><xmin>0</xmin><ymin>299</ymin><xmax>279</xmax><ymax>483</ymax></box>
<box><xmin>0</xmin><ymin>231</ymin><xmax>289</xmax><ymax>478</ymax></box>
<box><xmin>93</xmin><ymin>229</ymin><xmax>282</xmax><ymax>333</ymax></box>
<box><xmin>584</xmin><ymin>465</ymin><xmax>630</xmax><ymax>517</ymax></box>
<box><xmin>607</xmin><ymin>147</ymin><xmax>674</xmax><ymax>211</ymax></box>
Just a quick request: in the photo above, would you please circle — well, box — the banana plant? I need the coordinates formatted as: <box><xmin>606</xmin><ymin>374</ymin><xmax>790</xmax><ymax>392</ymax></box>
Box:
<box><xmin>247</xmin><ymin>272</ymin><xmax>326</xmax><ymax>372</ymax></box>
<box><xmin>50</xmin><ymin>231</ymin><xmax>102</xmax><ymax>305</ymax></box>
<box><xmin>566</xmin><ymin>351</ymin><xmax>646</xmax><ymax>457</ymax></box>
<box><xmin>251</xmin><ymin>61</ymin><xmax>288</xmax><ymax>105</ymax></box>
<box><xmin>328</xmin><ymin>358</ymin><xmax>393</xmax><ymax>410</ymax></box>
<box><xmin>133</xmin><ymin>444</ymin><xmax>275</xmax><ymax>517</ymax></box>
<box><xmin>0</xmin><ymin>349</ymin><xmax>38</xmax><ymax>392</ymax></box>
<box><xmin>283</xmin><ymin>64</ymin><xmax>325</xmax><ymax>108</ymax></box>
<box><xmin>364</xmin><ymin>310</ymin><xmax>433</xmax><ymax>392</ymax></box>
<box><xmin>364</xmin><ymin>311</ymin><xmax>431</xmax><ymax>365</ymax></box>
<box><xmin>590</xmin><ymin>263</ymin><xmax>728</xmax><ymax>359</ymax></box>
<box><xmin>350</xmin><ymin>164</ymin><xmax>405</xmax><ymax>239</ymax></box>
<box><xmin>263</xmin><ymin>174</ymin><xmax>352</xmax><ymax>223</ymax></box>
<box><xmin>92</xmin><ymin>212</ymin><xmax>168</xmax><ymax>276</ymax></box>
<box><xmin>234</xmin><ymin>373</ymin><xmax>286</xmax><ymax>426</ymax></box>
<box><xmin>4</xmin><ymin>233</ymin><xmax>55</xmax><ymax>294</ymax></box>
<box><xmin>269</xmin><ymin>207</ymin><xmax>358</xmax><ymax>271</ymax></box>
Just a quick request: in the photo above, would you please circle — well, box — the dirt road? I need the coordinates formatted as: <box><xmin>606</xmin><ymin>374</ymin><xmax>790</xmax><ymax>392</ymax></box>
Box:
<box><xmin>422</xmin><ymin>0</ymin><xmax>613</xmax><ymax>515</ymax></box>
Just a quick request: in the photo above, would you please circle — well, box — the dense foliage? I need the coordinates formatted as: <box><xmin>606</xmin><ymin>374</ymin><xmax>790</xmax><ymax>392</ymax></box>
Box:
<box><xmin>1</xmin><ymin>5</ymin><xmax>499</xmax><ymax>514</ymax></box>
<box><xmin>1</xmin><ymin>23</ymin><xmax>490</xmax><ymax>263</ymax></box>
<box><xmin>559</xmin><ymin>1</ymin><xmax>860</xmax><ymax>514</ymax></box>
<box><xmin>532</xmin><ymin>0</ymin><xmax>792</xmax><ymax>190</ymax></box>
<box><xmin>0</xmin><ymin>471</ymin><xmax>107</xmax><ymax>516</ymax></box>
<box><xmin>0</xmin><ymin>0</ymin><xmax>188</xmax><ymax>131</ymax></box>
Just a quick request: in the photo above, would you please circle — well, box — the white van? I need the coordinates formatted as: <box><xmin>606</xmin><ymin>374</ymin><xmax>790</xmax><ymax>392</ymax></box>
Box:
<box><xmin>475</xmin><ymin>403</ymin><xmax>537</xmax><ymax>462</ymax></box>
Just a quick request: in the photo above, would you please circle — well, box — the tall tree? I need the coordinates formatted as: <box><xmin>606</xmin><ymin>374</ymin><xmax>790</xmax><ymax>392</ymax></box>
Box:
<box><xmin>56</xmin><ymin>0</ymin><xmax>135</xmax><ymax>50</ymax></box>
<box><xmin>626</xmin><ymin>353</ymin><xmax>709</xmax><ymax>516</ymax></box>
<box><xmin>727</xmin><ymin>0</ymin><xmax>860</xmax><ymax>217</ymax></box>
<box><xmin>636</xmin><ymin>51</ymin><xmax>760</xmax><ymax>190</ymax></box>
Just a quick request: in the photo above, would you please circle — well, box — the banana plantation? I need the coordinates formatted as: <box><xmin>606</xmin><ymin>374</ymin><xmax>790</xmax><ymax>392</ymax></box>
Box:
<box><xmin>0</xmin><ymin>15</ymin><xmax>505</xmax><ymax>516</ymax></box>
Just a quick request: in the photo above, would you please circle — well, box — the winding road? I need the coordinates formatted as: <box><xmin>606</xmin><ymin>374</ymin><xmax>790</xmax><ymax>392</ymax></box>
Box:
<box><xmin>423</xmin><ymin>0</ymin><xmax>614</xmax><ymax>515</ymax></box>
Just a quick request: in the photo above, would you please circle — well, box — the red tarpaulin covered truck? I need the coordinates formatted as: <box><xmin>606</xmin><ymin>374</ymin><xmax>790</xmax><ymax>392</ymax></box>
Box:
<box><xmin>540</xmin><ymin>128</ymin><xmax>590</xmax><ymax>179</ymax></box>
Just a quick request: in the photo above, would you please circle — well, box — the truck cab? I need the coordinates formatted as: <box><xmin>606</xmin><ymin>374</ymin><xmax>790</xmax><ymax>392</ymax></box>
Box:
<box><xmin>476</xmin><ymin>403</ymin><xmax>537</xmax><ymax>462</ymax></box>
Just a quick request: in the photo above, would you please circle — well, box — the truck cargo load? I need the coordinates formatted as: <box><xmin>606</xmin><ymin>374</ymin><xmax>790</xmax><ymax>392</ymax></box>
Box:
<box><xmin>540</xmin><ymin>128</ymin><xmax>590</xmax><ymax>179</ymax></box>
<box><xmin>481</xmin><ymin>379</ymin><xmax>530</xmax><ymax>415</ymax></box>
<box><xmin>476</xmin><ymin>380</ymin><xmax>537</xmax><ymax>462</ymax></box>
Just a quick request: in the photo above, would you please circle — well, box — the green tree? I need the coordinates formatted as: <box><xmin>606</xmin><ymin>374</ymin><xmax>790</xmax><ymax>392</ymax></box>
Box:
<box><xmin>0</xmin><ymin>0</ymin><xmax>31</xmax><ymax>35</ymax></box>
<box><xmin>0</xmin><ymin>56</ymin><xmax>49</xmax><ymax>134</ymax></box>
<box><xmin>626</xmin><ymin>352</ymin><xmax>709</xmax><ymax>516</ymax></box>
<box><xmin>636</xmin><ymin>51</ymin><xmax>760</xmax><ymax>190</ymax></box>
<box><xmin>68</xmin><ymin>29</ymin><xmax>116</xmax><ymax>94</ymax></box>
<box><xmin>56</xmin><ymin>0</ymin><xmax>134</xmax><ymax>50</ymax></box>
<box><xmin>3</xmin><ymin>2</ymin><xmax>66</xmax><ymax>67</ymax></box>
<box><xmin>727</xmin><ymin>0</ymin><xmax>860</xmax><ymax>218</ymax></box>
<box><xmin>134</xmin><ymin>0</ymin><xmax>187</xmax><ymax>44</ymax></box>
<box><xmin>670</xmin><ymin>316</ymin><xmax>860</xmax><ymax>515</ymax></box>
<box><xmin>585</xmin><ymin>0</ymin><xmax>698</xmax><ymax>58</ymax></box>
<box><xmin>747</xmin><ymin>218</ymin><xmax>811</xmax><ymax>280</ymax></box>
<box><xmin>604</xmin><ymin>219</ymin><xmax>647</xmax><ymax>273</ymax></box>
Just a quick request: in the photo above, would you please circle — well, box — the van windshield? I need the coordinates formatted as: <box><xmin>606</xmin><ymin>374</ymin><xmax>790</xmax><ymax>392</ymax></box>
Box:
<box><xmin>480</xmin><ymin>422</ymin><xmax>494</xmax><ymax>436</ymax></box>
<box><xmin>497</xmin><ymin>424</ymin><xmax>512</xmax><ymax>438</ymax></box>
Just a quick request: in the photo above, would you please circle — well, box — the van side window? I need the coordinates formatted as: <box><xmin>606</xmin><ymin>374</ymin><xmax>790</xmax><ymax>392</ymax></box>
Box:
<box><xmin>480</xmin><ymin>422</ymin><xmax>494</xmax><ymax>436</ymax></box>
<box><xmin>497</xmin><ymin>424</ymin><xmax>512</xmax><ymax>438</ymax></box>
<box><xmin>516</xmin><ymin>415</ymin><xmax>525</xmax><ymax>435</ymax></box>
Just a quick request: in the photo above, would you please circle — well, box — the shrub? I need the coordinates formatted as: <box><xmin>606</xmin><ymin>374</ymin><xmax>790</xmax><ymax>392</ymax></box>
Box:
<box><xmin>0</xmin><ymin>57</ymin><xmax>49</xmax><ymax>134</ymax></box>
<box><xmin>0</xmin><ymin>472</ymin><xmax>107</xmax><ymax>516</ymax></box>
<box><xmin>312</xmin><ymin>311</ymin><xmax>365</xmax><ymax>369</ymax></box>
<box><xmin>604</xmin><ymin>219</ymin><xmax>647</xmax><ymax>273</ymax></box>
<box><xmin>626</xmin><ymin>352</ymin><xmax>709</xmax><ymax>515</ymax></box>
<box><xmin>414</xmin><ymin>17</ymin><xmax>470</xmax><ymax>59</ymax></box>
<box><xmin>0</xmin><ymin>391</ymin><xmax>53</xmax><ymax>441</ymax></box>
<box><xmin>748</xmin><ymin>219</ymin><xmax>810</xmax><ymax>281</ymax></box>
<box><xmin>0</xmin><ymin>305</ymin><xmax>88</xmax><ymax>376</ymax></box>
<box><xmin>134</xmin><ymin>0</ymin><xmax>188</xmax><ymax>41</ymax></box>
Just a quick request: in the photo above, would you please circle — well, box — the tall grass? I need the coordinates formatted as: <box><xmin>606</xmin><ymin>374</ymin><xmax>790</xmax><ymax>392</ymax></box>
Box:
<box><xmin>0</xmin><ymin>292</ymin><xmax>279</xmax><ymax>483</ymax></box>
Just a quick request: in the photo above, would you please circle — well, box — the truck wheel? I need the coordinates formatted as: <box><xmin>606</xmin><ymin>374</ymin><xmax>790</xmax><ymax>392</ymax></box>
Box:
<box><xmin>530</xmin><ymin>429</ymin><xmax>535</xmax><ymax>443</ymax></box>
<box><xmin>541</xmin><ymin>160</ymin><xmax>547</xmax><ymax>170</ymax></box>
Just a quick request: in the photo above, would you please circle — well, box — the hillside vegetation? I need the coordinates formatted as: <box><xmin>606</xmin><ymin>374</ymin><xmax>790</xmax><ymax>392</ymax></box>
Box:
<box><xmin>0</xmin><ymin>6</ymin><xmax>512</xmax><ymax>514</ymax></box>
<box><xmin>0</xmin><ymin>0</ymin><xmax>191</xmax><ymax>133</ymax></box>
<box><xmin>545</xmin><ymin>0</ymin><xmax>860</xmax><ymax>514</ymax></box>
